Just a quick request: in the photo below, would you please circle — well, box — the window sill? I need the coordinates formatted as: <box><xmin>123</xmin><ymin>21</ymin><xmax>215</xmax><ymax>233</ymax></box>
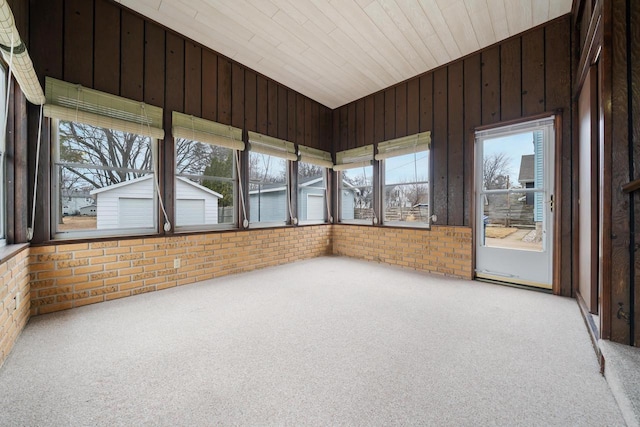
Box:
<box><xmin>0</xmin><ymin>243</ymin><xmax>29</xmax><ymax>264</ymax></box>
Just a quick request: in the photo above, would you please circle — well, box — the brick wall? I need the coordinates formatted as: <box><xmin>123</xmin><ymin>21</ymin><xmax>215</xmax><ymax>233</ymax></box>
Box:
<box><xmin>29</xmin><ymin>226</ymin><xmax>332</xmax><ymax>316</ymax></box>
<box><xmin>0</xmin><ymin>247</ymin><xmax>30</xmax><ymax>368</ymax></box>
<box><xmin>332</xmin><ymin>225</ymin><xmax>473</xmax><ymax>279</ymax></box>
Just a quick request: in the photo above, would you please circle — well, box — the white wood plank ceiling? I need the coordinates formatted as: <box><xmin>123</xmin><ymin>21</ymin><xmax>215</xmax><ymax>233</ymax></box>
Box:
<box><xmin>116</xmin><ymin>0</ymin><xmax>572</xmax><ymax>109</ymax></box>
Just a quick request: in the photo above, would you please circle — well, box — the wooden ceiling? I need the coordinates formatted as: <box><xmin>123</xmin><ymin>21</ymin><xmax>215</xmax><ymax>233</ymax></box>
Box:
<box><xmin>115</xmin><ymin>0</ymin><xmax>572</xmax><ymax>109</ymax></box>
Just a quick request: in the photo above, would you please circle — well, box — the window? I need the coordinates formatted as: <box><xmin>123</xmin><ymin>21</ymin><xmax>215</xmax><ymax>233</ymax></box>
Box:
<box><xmin>0</xmin><ymin>64</ymin><xmax>6</xmax><ymax>246</ymax></box>
<box><xmin>377</xmin><ymin>132</ymin><xmax>431</xmax><ymax>227</ymax></box>
<box><xmin>297</xmin><ymin>145</ymin><xmax>333</xmax><ymax>224</ymax></box>
<box><xmin>45</xmin><ymin>77</ymin><xmax>165</xmax><ymax>239</ymax></box>
<box><xmin>52</xmin><ymin>121</ymin><xmax>157</xmax><ymax>237</ymax></box>
<box><xmin>335</xmin><ymin>145</ymin><xmax>374</xmax><ymax>223</ymax></box>
<box><xmin>172</xmin><ymin>112</ymin><xmax>243</xmax><ymax>230</ymax></box>
<box><xmin>248</xmin><ymin>132</ymin><xmax>297</xmax><ymax>226</ymax></box>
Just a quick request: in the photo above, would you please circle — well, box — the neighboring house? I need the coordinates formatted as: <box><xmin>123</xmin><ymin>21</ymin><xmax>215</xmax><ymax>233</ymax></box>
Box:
<box><xmin>78</xmin><ymin>205</ymin><xmax>97</xmax><ymax>216</ymax></box>
<box><xmin>249</xmin><ymin>177</ymin><xmax>356</xmax><ymax>222</ymax></box>
<box><xmin>518</xmin><ymin>154</ymin><xmax>535</xmax><ymax>205</ymax></box>
<box><xmin>91</xmin><ymin>176</ymin><xmax>222</xmax><ymax>229</ymax></box>
<box><xmin>61</xmin><ymin>189</ymin><xmax>95</xmax><ymax>216</ymax></box>
<box><xmin>518</xmin><ymin>131</ymin><xmax>544</xmax><ymax>222</ymax></box>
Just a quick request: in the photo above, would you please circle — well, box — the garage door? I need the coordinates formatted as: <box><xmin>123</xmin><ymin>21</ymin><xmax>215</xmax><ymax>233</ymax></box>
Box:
<box><xmin>176</xmin><ymin>199</ymin><xmax>205</xmax><ymax>226</ymax></box>
<box><xmin>307</xmin><ymin>194</ymin><xmax>324</xmax><ymax>221</ymax></box>
<box><xmin>118</xmin><ymin>198</ymin><xmax>154</xmax><ymax>228</ymax></box>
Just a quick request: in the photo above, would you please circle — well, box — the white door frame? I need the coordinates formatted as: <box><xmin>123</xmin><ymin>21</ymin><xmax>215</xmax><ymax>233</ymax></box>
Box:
<box><xmin>475</xmin><ymin>116</ymin><xmax>556</xmax><ymax>289</ymax></box>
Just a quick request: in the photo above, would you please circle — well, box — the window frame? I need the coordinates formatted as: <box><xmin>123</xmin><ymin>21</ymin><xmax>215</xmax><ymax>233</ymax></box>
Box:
<box><xmin>248</xmin><ymin>150</ymin><xmax>292</xmax><ymax>228</ymax></box>
<box><xmin>297</xmin><ymin>161</ymin><xmax>329</xmax><ymax>225</ymax></box>
<box><xmin>380</xmin><ymin>149</ymin><xmax>431</xmax><ymax>229</ymax></box>
<box><xmin>174</xmin><ymin>137</ymin><xmax>238</xmax><ymax>232</ymax></box>
<box><xmin>0</xmin><ymin>64</ymin><xmax>6</xmax><ymax>247</ymax></box>
<box><xmin>337</xmin><ymin>164</ymin><xmax>375</xmax><ymax>225</ymax></box>
<box><xmin>51</xmin><ymin>119</ymin><xmax>159</xmax><ymax>240</ymax></box>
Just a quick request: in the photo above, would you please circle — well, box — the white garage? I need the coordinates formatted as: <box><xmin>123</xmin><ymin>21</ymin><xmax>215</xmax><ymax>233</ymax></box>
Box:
<box><xmin>91</xmin><ymin>176</ymin><xmax>222</xmax><ymax>230</ymax></box>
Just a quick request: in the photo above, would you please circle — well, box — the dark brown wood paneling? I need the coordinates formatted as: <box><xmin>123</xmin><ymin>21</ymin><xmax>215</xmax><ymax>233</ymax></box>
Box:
<box><xmin>374</xmin><ymin>92</ymin><xmax>385</xmax><ymax>143</ymax></box>
<box><xmin>94</xmin><ymin>0</ymin><xmax>120</xmax><ymax>95</ymax></box>
<box><xmin>433</xmin><ymin>67</ymin><xmax>448</xmax><ymax>224</ymax></box>
<box><xmin>244</xmin><ymin>70</ymin><xmax>257</xmax><ymax>131</ymax></box>
<box><xmin>120</xmin><ymin>10</ymin><xmax>144</xmax><ymax>101</ymax></box>
<box><xmin>143</xmin><ymin>22</ymin><xmax>165</xmax><ymax>107</ymax></box>
<box><xmin>384</xmin><ymin>87</ymin><xmax>395</xmax><ymax>140</ymax></box>
<box><xmin>481</xmin><ymin>46</ymin><xmax>500</xmax><ymax>125</ymax></box>
<box><xmin>256</xmin><ymin>75</ymin><xmax>268</xmax><ymax>134</ymax></box>
<box><xmin>464</xmin><ymin>54</ymin><xmax>482</xmax><ymax>227</ymax></box>
<box><xmin>64</xmin><ymin>0</ymin><xmax>93</xmax><ymax>87</ymax></box>
<box><xmin>165</xmin><ymin>33</ymin><xmax>184</xmax><ymax>113</ymax></box>
<box><xmin>332</xmin><ymin>109</ymin><xmax>340</xmax><ymax>153</ymax></box>
<box><xmin>522</xmin><ymin>28</ymin><xmax>546</xmax><ymax>116</ymax></box>
<box><xmin>288</xmin><ymin>90</ymin><xmax>296</xmax><ymax>141</ymax></box>
<box><xmin>500</xmin><ymin>38</ymin><xmax>522</xmax><ymax>121</ymax></box>
<box><xmin>201</xmin><ymin>50</ymin><xmax>218</xmax><ymax>121</ymax></box>
<box><xmin>356</xmin><ymin>99</ymin><xmax>365</xmax><ymax>148</ymax></box>
<box><xmin>605</xmin><ymin>0</ymin><xmax>631</xmax><ymax>342</ymax></box>
<box><xmin>163</xmin><ymin>32</ymin><xmax>184</xmax><ymax>230</ymax></box>
<box><xmin>347</xmin><ymin>102</ymin><xmax>356</xmax><ymax>149</ymax></box>
<box><xmin>305</xmin><ymin>97</ymin><xmax>313</xmax><ymax>146</ymax></box>
<box><xmin>231</xmin><ymin>63</ymin><xmax>245</xmax><ymax>129</ymax></box>
<box><xmin>184</xmin><ymin>42</ymin><xmax>202</xmax><ymax>116</ymax></box>
<box><xmin>339</xmin><ymin>106</ymin><xmax>348</xmax><ymax>152</ymax></box>
<box><xmin>217</xmin><ymin>58</ymin><xmax>232</xmax><ymax>125</ymax></box>
<box><xmin>395</xmin><ymin>83</ymin><xmax>407</xmax><ymax>137</ymax></box>
<box><xmin>296</xmin><ymin>93</ymin><xmax>305</xmax><ymax>144</ymax></box>
<box><xmin>545</xmin><ymin>17</ymin><xmax>573</xmax><ymax>298</ymax></box>
<box><xmin>30</xmin><ymin>0</ymin><xmax>63</xmax><ymax>81</ymax></box>
<box><xmin>310</xmin><ymin>102</ymin><xmax>319</xmax><ymax>149</ymax></box>
<box><xmin>448</xmin><ymin>61</ymin><xmax>464</xmax><ymax>226</ymax></box>
<box><xmin>407</xmin><ymin>78</ymin><xmax>420</xmax><ymax>135</ymax></box>
<box><xmin>277</xmin><ymin>85</ymin><xmax>288</xmax><ymax>140</ymax></box>
<box><xmin>268</xmin><ymin>80</ymin><xmax>278</xmax><ymax>137</ymax></box>
<box><xmin>419</xmin><ymin>74</ymin><xmax>433</xmax><ymax>132</ymax></box>
<box><xmin>364</xmin><ymin>96</ymin><xmax>375</xmax><ymax>146</ymax></box>
<box><xmin>631</xmin><ymin>0</ymin><xmax>640</xmax><ymax>346</ymax></box>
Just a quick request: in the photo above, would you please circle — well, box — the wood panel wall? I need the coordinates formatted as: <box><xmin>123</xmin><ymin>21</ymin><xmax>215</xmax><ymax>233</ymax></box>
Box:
<box><xmin>26</xmin><ymin>0</ymin><xmax>331</xmax><ymax>242</ymax></box>
<box><xmin>332</xmin><ymin>16</ymin><xmax>573</xmax><ymax>296</ymax></box>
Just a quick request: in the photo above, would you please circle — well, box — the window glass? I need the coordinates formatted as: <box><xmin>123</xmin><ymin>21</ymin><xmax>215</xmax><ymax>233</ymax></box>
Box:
<box><xmin>383</xmin><ymin>151</ymin><xmax>430</xmax><ymax>226</ymax></box>
<box><xmin>249</xmin><ymin>151</ymin><xmax>288</xmax><ymax>224</ymax></box>
<box><xmin>175</xmin><ymin>138</ymin><xmax>236</xmax><ymax>228</ymax></box>
<box><xmin>53</xmin><ymin>120</ymin><xmax>156</xmax><ymax>237</ymax></box>
<box><xmin>297</xmin><ymin>161</ymin><xmax>326</xmax><ymax>223</ymax></box>
<box><xmin>340</xmin><ymin>165</ymin><xmax>373</xmax><ymax>222</ymax></box>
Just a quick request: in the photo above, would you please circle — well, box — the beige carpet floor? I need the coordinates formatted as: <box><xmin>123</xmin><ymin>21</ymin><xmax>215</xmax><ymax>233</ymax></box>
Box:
<box><xmin>0</xmin><ymin>256</ymin><xmax>625</xmax><ymax>426</ymax></box>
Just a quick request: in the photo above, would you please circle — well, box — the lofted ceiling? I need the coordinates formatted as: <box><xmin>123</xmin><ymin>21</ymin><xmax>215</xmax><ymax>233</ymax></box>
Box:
<box><xmin>115</xmin><ymin>0</ymin><xmax>573</xmax><ymax>109</ymax></box>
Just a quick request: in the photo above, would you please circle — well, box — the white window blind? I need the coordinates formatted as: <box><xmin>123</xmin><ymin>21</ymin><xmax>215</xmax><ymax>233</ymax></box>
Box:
<box><xmin>44</xmin><ymin>77</ymin><xmax>164</xmax><ymax>140</ymax></box>
<box><xmin>0</xmin><ymin>1</ymin><xmax>44</xmax><ymax>105</ymax></box>
<box><xmin>248</xmin><ymin>131</ymin><xmax>297</xmax><ymax>161</ymax></box>
<box><xmin>298</xmin><ymin>145</ymin><xmax>333</xmax><ymax>168</ymax></box>
<box><xmin>334</xmin><ymin>145</ymin><xmax>373</xmax><ymax>171</ymax></box>
<box><xmin>375</xmin><ymin>131</ymin><xmax>431</xmax><ymax>160</ymax></box>
<box><xmin>172</xmin><ymin>112</ymin><xmax>244</xmax><ymax>150</ymax></box>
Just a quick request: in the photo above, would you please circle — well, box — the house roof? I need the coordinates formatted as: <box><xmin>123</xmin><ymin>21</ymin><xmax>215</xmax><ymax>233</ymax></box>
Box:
<box><xmin>518</xmin><ymin>154</ymin><xmax>534</xmax><ymax>183</ymax></box>
<box><xmin>90</xmin><ymin>175</ymin><xmax>223</xmax><ymax>198</ymax></box>
<box><xmin>117</xmin><ymin>1</ymin><xmax>572</xmax><ymax>109</ymax></box>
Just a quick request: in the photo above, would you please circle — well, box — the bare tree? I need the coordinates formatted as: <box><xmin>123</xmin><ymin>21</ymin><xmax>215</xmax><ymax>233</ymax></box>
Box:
<box><xmin>483</xmin><ymin>152</ymin><xmax>512</xmax><ymax>190</ymax></box>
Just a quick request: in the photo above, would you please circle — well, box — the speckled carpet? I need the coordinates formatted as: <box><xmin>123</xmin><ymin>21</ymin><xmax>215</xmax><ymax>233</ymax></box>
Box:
<box><xmin>0</xmin><ymin>257</ymin><xmax>625</xmax><ymax>426</ymax></box>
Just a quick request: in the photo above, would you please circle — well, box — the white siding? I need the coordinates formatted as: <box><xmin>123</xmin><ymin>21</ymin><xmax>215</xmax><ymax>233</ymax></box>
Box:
<box><xmin>249</xmin><ymin>190</ymin><xmax>287</xmax><ymax>223</ymax></box>
<box><xmin>119</xmin><ymin>198</ymin><xmax>154</xmax><ymax>228</ymax></box>
<box><xmin>95</xmin><ymin>177</ymin><xmax>155</xmax><ymax>229</ymax></box>
<box><xmin>306</xmin><ymin>194</ymin><xmax>324</xmax><ymax>221</ymax></box>
<box><xmin>175</xmin><ymin>179</ymin><xmax>219</xmax><ymax>226</ymax></box>
<box><xmin>176</xmin><ymin>199</ymin><xmax>205</xmax><ymax>226</ymax></box>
